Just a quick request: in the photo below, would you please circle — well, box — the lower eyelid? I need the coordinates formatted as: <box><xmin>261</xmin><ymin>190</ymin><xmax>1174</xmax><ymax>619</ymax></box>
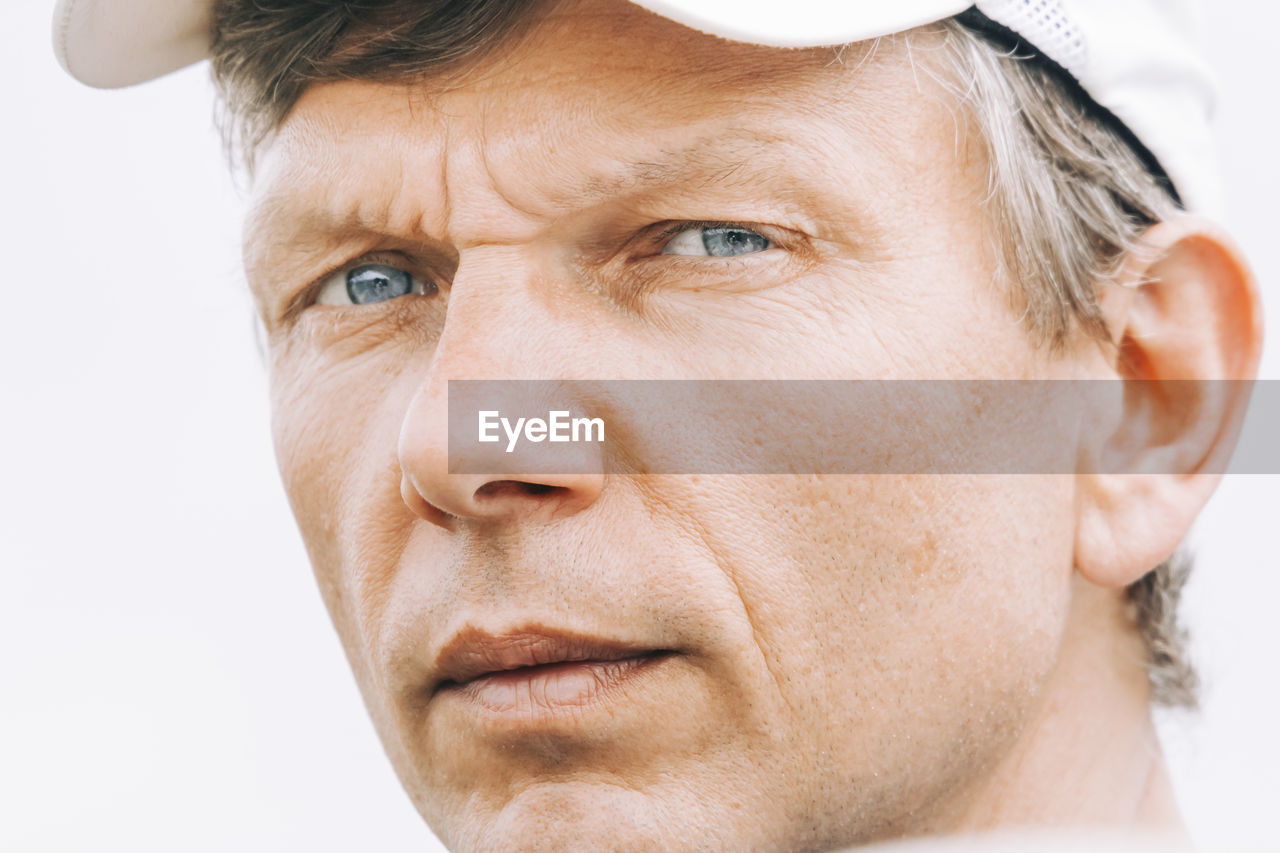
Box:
<box><xmin>624</xmin><ymin>250</ymin><xmax>789</xmax><ymax>292</ymax></box>
<box><xmin>294</xmin><ymin>289</ymin><xmax>445</xmax><ymax>341</ymax></box>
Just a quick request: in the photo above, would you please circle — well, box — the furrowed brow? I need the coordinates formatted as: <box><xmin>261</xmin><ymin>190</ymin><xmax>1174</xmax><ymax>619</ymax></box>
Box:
<box><xmin>242</xmin><ymin>128</ymin><xmax>794</xmax><ymax>296</ymax></box>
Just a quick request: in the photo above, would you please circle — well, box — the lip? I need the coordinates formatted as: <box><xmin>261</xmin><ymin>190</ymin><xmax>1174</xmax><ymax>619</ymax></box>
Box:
<box><xmin>429</xmin><ymin>625</ymin><xmax>672</xmax><ymax>716</ymax></box>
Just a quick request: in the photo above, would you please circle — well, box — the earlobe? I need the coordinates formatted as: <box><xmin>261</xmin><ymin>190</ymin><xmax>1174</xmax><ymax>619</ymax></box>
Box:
<box><xmin>1074</xmin><ymin>217</ymin><xmax>1263</xmax><ymax>589</ymax></box>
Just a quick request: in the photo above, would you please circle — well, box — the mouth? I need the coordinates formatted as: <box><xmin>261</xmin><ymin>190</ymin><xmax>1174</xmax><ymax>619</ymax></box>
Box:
<box><xmin>430</xmin><ymin>626</ymin><xmax>675</xmax><ymax>716</ymax></box>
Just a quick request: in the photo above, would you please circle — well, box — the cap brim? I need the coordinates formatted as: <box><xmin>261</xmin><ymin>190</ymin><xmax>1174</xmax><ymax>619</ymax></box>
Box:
<box><xmin>53</xmin><ymin>0</ymin><xmax>972</xmax><ymax>88</ymax></box>
<box><xmin>54</xmin><ymin>0</ymin><xmax>213</xmax><ymax>88</ymax></box>
<box><xmin>629</xmin><ymin>0</ymin><xmax>971</xmax><ymax>47</ymax></box>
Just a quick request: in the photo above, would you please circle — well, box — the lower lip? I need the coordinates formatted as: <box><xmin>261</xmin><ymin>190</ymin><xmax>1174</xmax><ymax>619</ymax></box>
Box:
<box><xmin>442</xmin><ymin>654</ymin><xmax>669</xmax><ymax>717</ymax></box>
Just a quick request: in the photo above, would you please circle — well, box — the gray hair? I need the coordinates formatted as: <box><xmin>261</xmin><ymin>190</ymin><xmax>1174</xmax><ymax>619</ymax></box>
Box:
<box><xmin>210</xmin><ymin>0</ymin><xmax>1197</xmax><ymax>707</ymax></box>
<box><xmin>918</xmin><ymin>17</ymin><xmax>1196</xmax><ymax>707</ymax></box>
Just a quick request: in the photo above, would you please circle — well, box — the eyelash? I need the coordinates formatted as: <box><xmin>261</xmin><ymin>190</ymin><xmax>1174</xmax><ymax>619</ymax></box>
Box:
<box><xmin>650</xmin><ymin>220</ymin><xmax>775</xmax><ymax>250</ymax></box>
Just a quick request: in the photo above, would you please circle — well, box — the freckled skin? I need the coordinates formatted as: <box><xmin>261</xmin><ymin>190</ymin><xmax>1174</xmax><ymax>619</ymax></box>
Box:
<box><xmin>243</xmin><ymin>1</ymin><xmax>1171</xmax><ymax>850</ymax></box>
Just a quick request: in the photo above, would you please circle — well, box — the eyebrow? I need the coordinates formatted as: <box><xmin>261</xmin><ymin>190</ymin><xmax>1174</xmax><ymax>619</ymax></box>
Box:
<box><xmin>251</xmin><ymin>128</ymin><xmax>789</xmax><ymax>229</ymax></box>
<box><xmin>573</xmin><ymin>129</ymin><xmax>791</xmax><ymax>203</ymax></box>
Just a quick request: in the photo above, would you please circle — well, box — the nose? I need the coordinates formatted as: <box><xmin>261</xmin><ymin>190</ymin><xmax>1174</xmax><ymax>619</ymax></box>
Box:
<box><xmin>397</xmin><ymin>252</ymin><xmax>606</xmax><ymax>530</ymax></box>
<box><xmin>399</xmin><ymin>464</ymin><xmax>604</xmax><ymax>529</ymax></box>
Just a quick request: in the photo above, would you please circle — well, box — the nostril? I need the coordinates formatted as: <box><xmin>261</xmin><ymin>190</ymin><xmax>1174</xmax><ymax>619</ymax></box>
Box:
<box><xmin>473</xmin><ymin>480</ymin><xmax>562</xmax><ymax>501</ymax></box>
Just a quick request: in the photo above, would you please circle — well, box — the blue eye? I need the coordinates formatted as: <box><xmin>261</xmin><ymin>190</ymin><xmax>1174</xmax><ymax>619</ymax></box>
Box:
<box><xmin>701</xmin><ymin>227</ymin><xmax>769</xmax><ymax>256</ymax></box>
<box><xmin>316</xmin><ymin>262</ymin><xmax>427</xmax><ymax>306</ymax></box>
<box><xmin>347</xmin><ymin>264</ymin><xmax>415</xmax><ymax>304</ymax></box>
<box><xmin>661</xmin><ymin>225</ymin><xmax>771</xmax><ymax>257</ymax></box>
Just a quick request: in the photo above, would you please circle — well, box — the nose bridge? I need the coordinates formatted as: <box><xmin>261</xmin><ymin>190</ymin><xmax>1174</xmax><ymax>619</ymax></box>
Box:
<box><xmin>437</xmin><ymin>245</ymin><xmax>543</xmax><ymax>374</ymax></box>
<box><xmin>397</xmin><ymin>245</ymin><xmax>606</xmax><ymax>529</ymax></box>
<box><xmin>431</xmin><ymin>242</ymin><xmax>590</xmax><ymax>396</ymax></box>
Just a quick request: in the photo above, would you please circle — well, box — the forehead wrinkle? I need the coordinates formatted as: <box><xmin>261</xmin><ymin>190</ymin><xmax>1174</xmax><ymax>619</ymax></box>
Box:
<box><xmin>248</xmin><ymin>120</ymin><xmax>793</xmax><ymax>271</ymax></box>
<box><xmin>240</xmin><ymin>0</ymin><xmax>915</xmax><ymax>277</ymax></box>
<box><xmin>241</xmin><ymin>48</ymin><xmax>899</xmax><ymax>289</ymax></box>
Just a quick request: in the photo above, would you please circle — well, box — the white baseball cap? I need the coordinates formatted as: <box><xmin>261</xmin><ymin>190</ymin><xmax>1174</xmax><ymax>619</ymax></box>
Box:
<box><xmin>52</xmin><ymin>0</ymin><xmax>1220</xmax><ymax>215</ymax></box>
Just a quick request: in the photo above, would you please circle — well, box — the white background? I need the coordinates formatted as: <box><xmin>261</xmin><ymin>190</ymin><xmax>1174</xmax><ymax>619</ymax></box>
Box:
<box><xmin>1</xmin><ymin>3</ymin><xmax>1276</xmax><ymax>850</ymax></box>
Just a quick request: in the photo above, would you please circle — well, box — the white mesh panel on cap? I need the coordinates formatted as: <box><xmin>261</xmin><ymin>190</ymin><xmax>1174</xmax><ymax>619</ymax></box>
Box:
<box><xmin>975</xmin><ymin>0</ymin><xmax>1088</xmax><ymax>76</ymax></box>
<box><xmin>975</xmin><ymin>0</ymin><xmax>1220</xmax><ymax>215</ymax></box>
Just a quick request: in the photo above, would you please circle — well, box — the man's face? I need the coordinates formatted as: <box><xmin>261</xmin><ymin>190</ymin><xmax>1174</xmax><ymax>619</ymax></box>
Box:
<box><xmin>245</xmin><ymin>2</ymin><xmax>1084</xmax><ymax>849</ymax></box>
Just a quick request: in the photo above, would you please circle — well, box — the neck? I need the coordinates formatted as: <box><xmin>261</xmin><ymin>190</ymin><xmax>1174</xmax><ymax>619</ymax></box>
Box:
<box><xmin>945</xmin><ymin>575</ymin><xmax>1187</xmax><ymax>837</ymax></box>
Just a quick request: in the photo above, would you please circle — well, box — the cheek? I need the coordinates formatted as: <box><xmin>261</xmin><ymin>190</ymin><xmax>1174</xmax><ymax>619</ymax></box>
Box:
<box><xmin>268</xmin><ymin>347</ymin><xmax>421</xmax><ymax>654</ymax></box>
<box><xmin>683</xmin><ymin>473</ymin><xmax>1075</xmax><ymax>831</ymax></box>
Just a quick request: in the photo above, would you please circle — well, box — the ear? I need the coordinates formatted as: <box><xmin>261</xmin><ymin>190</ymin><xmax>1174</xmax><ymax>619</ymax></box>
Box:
<box><xmin>1074</xmin><ymin>216</ymin><xmax>1263</xmax><ymax>588</ymax></box>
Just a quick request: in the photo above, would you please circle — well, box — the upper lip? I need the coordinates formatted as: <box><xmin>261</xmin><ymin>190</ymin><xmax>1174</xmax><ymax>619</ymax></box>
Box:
<box><xmin>429</xmin><ymin>625</ymin><xmax>662</xmax><ymax>695</ymax></box>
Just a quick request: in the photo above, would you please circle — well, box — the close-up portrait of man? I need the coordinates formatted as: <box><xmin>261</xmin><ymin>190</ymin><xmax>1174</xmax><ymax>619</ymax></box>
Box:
<box><xmin>3</xmin><ymin>0</ymin><xmax>1277</xmax><ymax>851</ymax></box>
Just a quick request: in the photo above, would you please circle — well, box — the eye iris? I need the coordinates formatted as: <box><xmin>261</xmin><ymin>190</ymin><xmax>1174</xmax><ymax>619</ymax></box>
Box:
<box><xmin>701</xmin><ymin>227</ymin><xmax>769</xmax><ymax>257</ymax></box>
<box><xmin>346</xmin><ymin>264</ymin><xmax>414</xmax><ymax>304</ymax></box>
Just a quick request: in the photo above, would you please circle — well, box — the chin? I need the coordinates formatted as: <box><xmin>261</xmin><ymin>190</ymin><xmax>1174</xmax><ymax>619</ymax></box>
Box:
<box><xmin>432</xmin><ymin>779</ymin><xmax>708</xmax><ymax>853</ymax></box>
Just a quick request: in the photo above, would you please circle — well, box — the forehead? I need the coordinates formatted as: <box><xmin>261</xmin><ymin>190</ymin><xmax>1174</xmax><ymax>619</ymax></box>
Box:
<box><xmin>244</xmin><ymin>2</ymin><xmax>958</xmax><ymax>280</ymax></box>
